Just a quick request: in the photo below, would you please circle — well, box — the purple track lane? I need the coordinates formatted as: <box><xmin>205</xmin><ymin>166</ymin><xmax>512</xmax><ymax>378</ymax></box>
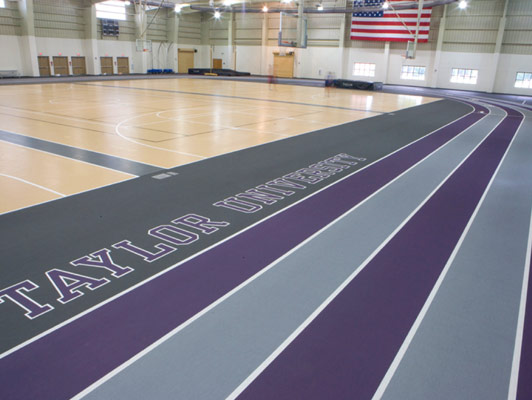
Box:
<box><xmin>237</xmin><ymin>104</ymin><xmax>524</xmax><ymax>399</ymax></box>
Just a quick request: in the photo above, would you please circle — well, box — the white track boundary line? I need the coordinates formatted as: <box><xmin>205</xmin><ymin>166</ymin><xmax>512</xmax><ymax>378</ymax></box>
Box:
<box><xmin>0</xmin><ymin>173</ymin><xmax>65</xmax><ymax>197</ymax></box>
<box><xmin>507</xmin><ymin>178</ymin><xmax>532</xmax><ymax>395</ymax></box>
<box><xmin>0</xmin><ymin>100</ymin><xmax>478</xmax><ymax>361</ymax></box>
<box><xmin>373</xmin><ymin>102</ymin><xmax>526</xmax><ymax>399</ymax></box>
<box><xmin>225</xmin><ymin>100</ymin><xmax>506</xmax><ymax>400</ymax></box>
<box><xmin>75</xmin><ymin>98</ymin><xmax>492</xmax><ymax>400</ymax></box>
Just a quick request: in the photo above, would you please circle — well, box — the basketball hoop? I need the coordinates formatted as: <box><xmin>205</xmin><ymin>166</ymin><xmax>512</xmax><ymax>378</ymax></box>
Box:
<box><xmin>136</xmin><ymin>39</ymin><xmax>152</xmax><ymax>53</ymax></box>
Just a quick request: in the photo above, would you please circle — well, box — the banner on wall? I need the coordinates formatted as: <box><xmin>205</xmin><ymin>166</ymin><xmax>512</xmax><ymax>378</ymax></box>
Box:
<box><xmin>351</xmin><ymin>0</ymin><xmax>433</xmax><ymax>42</ymax></box>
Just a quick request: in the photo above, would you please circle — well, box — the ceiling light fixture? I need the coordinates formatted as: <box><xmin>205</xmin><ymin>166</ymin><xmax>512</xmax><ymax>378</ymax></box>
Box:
<box><xmin>382</xmin><ymin>1</ymin><xmax>389</xmax><ymax>9</ymax></box>
<box><xmin>262</xmin><ymin>5</ymin><xmax>268</xmax><ymax>12</ymax></box>
<box><xmin>214</xmin><ymin>10</ymin><xmax>221</xmax><ymax>18</ymax></box>
<box><xmin>458</xmin><ymin>0</ymin><xmax>467</xmax><ymax>9</ymax></box>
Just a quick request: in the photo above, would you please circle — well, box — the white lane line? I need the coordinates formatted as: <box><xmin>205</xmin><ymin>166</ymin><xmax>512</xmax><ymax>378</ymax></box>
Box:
<box><xmin>373</xmin><ymin>102</ymin><xmax>526</xmax><ymax>400</ymax></box>
<box><xmin>507</xmin><ymin>196</ymin><xmax>532</xmax><ymax>396</ymax></box>
<box><xmin>0</xmin><ymin>173</ymin><xmax>65</xmax><ymax>197</ymax></box>
<box><xmin>0</xmin><ymin>100</ymin><xmax>478</xmax><ymax>362</ymax></box>
<box><xmin>227</xmin><ymin>102</ymin><xmax>506</xmax><ymax>400</ymax></box>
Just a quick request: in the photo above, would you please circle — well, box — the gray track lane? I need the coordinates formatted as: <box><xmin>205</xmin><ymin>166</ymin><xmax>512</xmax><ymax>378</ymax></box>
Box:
<box><xmin>379</xmin><ymin>105</ymin><xmax>532</xmax><ymax>400</ymax></box>
<box><xmin>83</xmin><ymin>106</ymin><xmax>505</xmax><ymax>400</ymax></box>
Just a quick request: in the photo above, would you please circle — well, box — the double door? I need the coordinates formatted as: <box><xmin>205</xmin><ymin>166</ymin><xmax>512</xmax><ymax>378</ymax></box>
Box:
<box><xmin>38</xmin><ymin>56</ymin><xmax>51</xmax><ymax>76</ymax></box>
<box><xmin>52</xmin><ymin>56</ymin><xmax>69</xmax><ymax>76</ymax></box>
<box><xmin>100</xmin><ymin>57</ymin><xmax>114</xmax><ymax>75</ymax></box>
<box><xmin>117</xmin><ymin>57</ymin><xmax>129</xmax><ymax>74</ymax></box>
<box><xmin>71</xmin><ymin>56</ymin><xmax>86</xmax><ymax>75</ymax></box>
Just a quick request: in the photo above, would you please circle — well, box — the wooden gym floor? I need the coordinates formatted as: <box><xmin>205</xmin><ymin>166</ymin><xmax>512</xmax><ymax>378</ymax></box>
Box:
<box><xmin>0</xmin><ymin>78</ymin><xmax>435</xmax><ymax>214</ymax></box>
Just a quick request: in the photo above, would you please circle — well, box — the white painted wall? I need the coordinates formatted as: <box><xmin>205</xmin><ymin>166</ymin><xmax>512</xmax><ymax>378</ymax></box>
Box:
<box><xmin>2</xmin><ymin>30</ymin><xmax>532</xmax><ymax>97</ymax></box>
<box><xmin>346</xmin><ymin>47</ymin><xmax>387</xmax><ymax>82</ymax></box>
<box><xmin>211</xmin><ymin>45</ymin><xmax>231</xmax><ymax>69</ymax></box>
<box><xmin>297</xmin><ymin>46</ymin><xmax>342</xmax><ymax>79</ymax></box>
<box><xmin>35</xmin><ymin>37</ymin><xmax>85</xmax><ymax>59</ymax></box>
<box><xmin>236</xmin><ymin>45</ymin><xmax>261</xmax><ymax>74</ymax></box>
<box><xmin>387</xmin><ymin>49</ymin><xmax>435</xmax><ymax>88</ymax></box>
<box><xmin>494</xmin><ymin>53</ymin><xmax>532</xmax><ymax>95</ymax></box>
<box><xmin>97</xmin><ymin>39</ymin><xmax>135</xmax><ymax>73</ymax></box>
<box><xmin>435</xmin><ymin>51</ymin><xmax>495</xmax><ymax>93</ymax></box>
<box><xmin>0</xmin><ymin>35</ymin><xmax>23</xmax><ymax>74</ymax></box>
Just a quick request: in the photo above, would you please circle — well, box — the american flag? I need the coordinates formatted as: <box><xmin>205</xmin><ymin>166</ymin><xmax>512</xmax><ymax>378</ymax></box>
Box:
<box><xmin>351</xmin><ymin>0</ymin><xmax>432</xmax><ymax>42</ymax></box>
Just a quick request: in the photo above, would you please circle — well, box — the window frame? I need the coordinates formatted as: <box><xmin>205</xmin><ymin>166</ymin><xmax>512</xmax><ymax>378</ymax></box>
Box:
<box><xmin>450</xmin><ymin>68</ymin><xmax>479</xmax><ymax>85</ymax></box>
<box><xmin>515</xmin><ymin>72</ymin><xmax>532</xmax><ymax>89</ymax></box>
<box><xmin>401</xmin><ymin>65</ymin><xmax>426</xmax><ymax>81</ymax></box>
<box><xmin>95</xmin><ymin>0</ymin><xmax>127</xmax><ymax>21</ymax></box>
<box><xmin>353</xmin><ymin>62</ymin><xmax>376</xmax><ymax>78</ymax></box>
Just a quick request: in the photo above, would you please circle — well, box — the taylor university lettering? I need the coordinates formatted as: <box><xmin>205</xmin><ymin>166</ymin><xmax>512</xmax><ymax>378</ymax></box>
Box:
<box><xmin>0</xmin><ymin>214</ymin><xmax>229</xmax><ymax>320</ymax></box>
<box><xmin>213</xmin><ymin>154</ymin><xmax>366</xmax><ymax>213</ymax></box>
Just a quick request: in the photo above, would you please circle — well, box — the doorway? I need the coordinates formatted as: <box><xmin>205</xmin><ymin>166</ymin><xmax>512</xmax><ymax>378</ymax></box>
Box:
<box><xmin>117</xmin><ymin>57</ymin><xmax>129</xmax><ymax>74</ymax></box>
<box><xmin>71</xmin><ymin>56</ymin><xmax>86</xmax><ymax>75</ymax></box>
<box><xmin>38</xmin><ymin>56</ymin><xmax>51</xmax><ymax>77</ymax></box>
<box><xmin>52</xmin><ymin>56</ymin><xmax>69</xmax><ymax>76</ymax></box>
<box><xmin>178</xmin><ymin>49</ymin><xmax>194</xmax><ymax>74</ymax></box>
<box><xmin>273</xmin><ymin>52</ymin><xmax>294</xmax><ymax>78</ymax></box>
<box><xmin>100</xmin><ymin>57</ymin><xmax>114</xmax><ymax>75</ymax></box>
<box><xmin>212</xmin><ymin>58</ymin><xmax>223</xmax><ymax>69</ymax></box>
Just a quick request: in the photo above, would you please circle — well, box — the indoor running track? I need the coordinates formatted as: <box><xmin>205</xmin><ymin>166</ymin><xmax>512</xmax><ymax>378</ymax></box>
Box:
<box><xmin>0</xmin><ymin>94</ymin><xmax>531</xmax><ymax>400</ymax></box>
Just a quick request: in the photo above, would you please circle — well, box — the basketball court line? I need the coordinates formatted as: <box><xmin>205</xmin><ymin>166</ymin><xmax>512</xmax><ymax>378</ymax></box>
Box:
<box><xmin>115</xmin><ymin>111</ymin><xmax>207</xmax><ymax>157</ymax></box>
<box><xmin>0</xmin><ymin>101</ymin><xmax>475</xmax><ymax>362</ymax></box>
<box><xmin>0</xmin><ymin>173</ymin><xmax>65</xmax><ymax>197</ymax></box>
<box><xmin>0</xmin><ymin>129</ymin><xmax>160</xmax><ymax>176</ymax></box>
<box><xmin>0</xmin><ymin>175</ymin><xmax>137</xmax><ymax>217</ymax></box>
<box><xmin>77</xmin><ymin>82</ymin><xmax>392</xmax><ymax>113</ymax></box>
<box><xmin>145</xmin><ymin>109</ymin><xmax>334</xmax><ymax>138</ymax></box>
<box><xmin>373</xmin><ymin>100</ymin><xmax>526</xmax><ymax>400</ymax></box>
<box><xmin>0</xmin><ymin>110</ymin><xmax>116</xmax><ymax>136</ymax></box>
<box><xmin>0</xmin><ymin>97</ymin><xmax>430</xmax><ymax>216</ymax></box>
<box><xmin>0</xmin><ymin>104</ymin><xmax>117</xmax><ymax>127</ymax></box>
<box><xmin>0</xmin><ymin>139</ymin><xmax>137</xmax><ymax>179</ymax></box>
